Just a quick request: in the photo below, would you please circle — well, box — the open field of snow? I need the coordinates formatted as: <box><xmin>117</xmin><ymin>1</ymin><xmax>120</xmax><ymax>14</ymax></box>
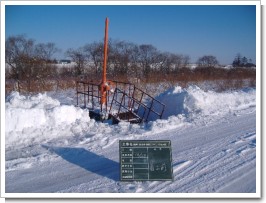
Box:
<box><xmin>3</xmin><ymin>85</ymin><xmax>258</xmax><ymax>197</ymax></box>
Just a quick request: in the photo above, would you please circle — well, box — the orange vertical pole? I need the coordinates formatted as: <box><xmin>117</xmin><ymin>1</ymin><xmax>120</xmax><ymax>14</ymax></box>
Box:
<box><xmin>102</xmin><ymin>17</ymin><xmax>109</xmax><ymax>86</ymax></box>
<box><xmin>100</xmin><ymin>17</ymin><xmax>109</xmax><ymax>111</ymax></box>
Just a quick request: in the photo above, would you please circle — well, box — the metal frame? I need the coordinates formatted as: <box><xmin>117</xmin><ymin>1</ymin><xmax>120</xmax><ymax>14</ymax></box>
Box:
<box><xmin>76</xmin><ymin>18</ymin><xmax>165</xmax><ymax>123</ymax></box>
<box><xmin>76</xmin><ymin>80</ymin><xmax>165</xmax><ymax>123</ymax></box>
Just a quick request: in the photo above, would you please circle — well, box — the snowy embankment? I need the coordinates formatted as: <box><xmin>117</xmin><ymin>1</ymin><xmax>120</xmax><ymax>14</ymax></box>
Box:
<box><xmin>5</xmin><ymin>85</ymin><xmax>256</xmax><ymax>194</ymax></box>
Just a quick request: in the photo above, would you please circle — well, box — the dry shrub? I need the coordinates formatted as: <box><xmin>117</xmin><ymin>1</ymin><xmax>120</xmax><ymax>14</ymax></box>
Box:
<box><xmin>5</xmin><ymin>66</ymin><xmax>256</xmax><ymax>95</ymax></box>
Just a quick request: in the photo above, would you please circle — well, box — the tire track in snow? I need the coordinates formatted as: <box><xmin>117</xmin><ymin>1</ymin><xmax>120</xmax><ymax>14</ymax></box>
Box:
<box><xmin>5</xmin><ymin>108</ymin><xmax>256</xmax><ymax>193</ymax></box>
<box><xmin>142</xmin><ymin>112</ymin><xmax>256</xmax><ymax>193</ymax></box>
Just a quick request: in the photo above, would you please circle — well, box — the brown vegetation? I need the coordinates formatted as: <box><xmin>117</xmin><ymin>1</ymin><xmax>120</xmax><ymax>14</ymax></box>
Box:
<box><xmin>5</xmin><ymin>35</ymin><xmax>256</xmax><ymax>95</ymax></box>
<box><xmin>5</xmin><ymin>66</ymin><xmax>256</xmax><ymax>95</ymax></box>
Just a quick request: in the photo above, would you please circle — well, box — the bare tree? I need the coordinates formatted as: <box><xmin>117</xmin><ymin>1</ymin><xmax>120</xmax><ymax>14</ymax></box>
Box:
<box><xmin>232</xmin><ymin>53</ymin><xmax>255</xmax><ymax>68</ymax></box>
<box><xmin>156</xmin><ymin>52</ymin><xmax>190</xmax><ymax>75</ymax></box>
<box><xmin>183</xmin><ymin>55</ymin><xmax>190</xmax><ymax>67</ymax></box>
<box><xmin>83</xmin><ymin>42</ymin><xmax>103</xmax><ymax>76</ymax></box>
<box><xmin>108</xmin><ymin>40</ymin><xmax>137</xmax><ymax>77</ymax></box>
<box><xmin>66</xmin><ymin>48</ymin><xmax>86</xmax><ymax>76</ymax></box>
<box><xmin>35</xmin><ymin>42</ymin><xmax>59</xmax><ymax>62</ymax></box>
<box><xmin>167</xmin><ymin>53</ymin><xmax>183</xmax><ymax>73</ymax></box>
<box><xmin>197</xmin><ymin>55</ymin><xmax>219</xmax><ymax>68</ymax></box>
<box><xmin>5</xmin><ymin>35</ymin><xmax>36</xmax><ymax>91</ymax></box>
<box><xmin>127</xmin><ymin>43</ymin><xmax>141</xmax><ymax>78</ymax></box>
<box><xmin>138</xmin><ymin>44</ymin><xmax>159</xmax><ymax>78</ymax></box>
<box><xmin>6</xmin><ymin>35</ymin><xmax>59</xmax><ymax>92</ymax></box>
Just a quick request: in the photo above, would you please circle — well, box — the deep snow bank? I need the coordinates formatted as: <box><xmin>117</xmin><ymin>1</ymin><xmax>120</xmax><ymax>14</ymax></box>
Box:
<box><xmin>5</xmin><ymin>92</ymin><xmax>91</xmax><ymax>146</ymax></box>
<box><xmin>5</xmin><ymin>86</ymin><xmax>256</xmax><ymax>147</ymax></box>
<box><xmin>6</xmin><ymin>92</ymin><xmax>90</xmax><ymax>132</ymax></box>
<box><xmin>153</xmin><ymin>85</ymin><xmax>256</xmax><ymax>120</ymax></box>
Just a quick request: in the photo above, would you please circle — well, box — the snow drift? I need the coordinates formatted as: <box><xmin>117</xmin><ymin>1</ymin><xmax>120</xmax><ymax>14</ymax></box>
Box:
<box><xmin>5</xmin><ymin>92</ymin><xmax>91</xmax><ymax>146</ymax></box>
<box><xmin>5</xmin><ymin>86</ymin><xmax>256</xmax><ymax>147</ymax></box>
<box><xmin>153</xmin><ymin>85</ymin><xmax>256</xmax><ymax>120</ymax></box>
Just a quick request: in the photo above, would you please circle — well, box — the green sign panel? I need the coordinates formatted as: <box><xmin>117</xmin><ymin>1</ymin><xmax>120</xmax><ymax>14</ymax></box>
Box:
<box><xmin>119</xmin><ymin>140</ymin><xmax>173</xmax><ymax>181</ymax></box>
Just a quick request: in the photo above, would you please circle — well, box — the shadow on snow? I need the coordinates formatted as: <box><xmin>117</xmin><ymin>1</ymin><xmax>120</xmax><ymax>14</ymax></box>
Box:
<box><xmin>42</xmin><ymin>145</ymin><xmax>119</xmax><ymax>181</ymax></box>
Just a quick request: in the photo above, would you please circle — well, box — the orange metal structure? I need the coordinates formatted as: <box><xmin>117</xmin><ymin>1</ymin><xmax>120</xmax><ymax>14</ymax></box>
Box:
<box><xmin>76</xmin><ymin>18</ymin><xmax>165</xmax><ymax>123</ymax></box>
<box><xmin>100</xmin><ymin>17</ymin><xmax>110</xmax><ymax>112</ymax></box>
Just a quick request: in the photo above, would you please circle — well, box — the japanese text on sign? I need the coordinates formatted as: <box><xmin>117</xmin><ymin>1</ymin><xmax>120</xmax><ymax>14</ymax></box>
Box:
<box><xmin>119</xmin><ymin>140</ymin><xmax>173</xmax><ymax>181</ymax></box>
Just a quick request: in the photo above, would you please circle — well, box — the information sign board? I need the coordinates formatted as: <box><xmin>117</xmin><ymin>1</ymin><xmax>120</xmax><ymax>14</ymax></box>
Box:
<box><xmin>119</xmin><ymin>140</ymin><xmax>173</xmax><ymax>181</ymax></box>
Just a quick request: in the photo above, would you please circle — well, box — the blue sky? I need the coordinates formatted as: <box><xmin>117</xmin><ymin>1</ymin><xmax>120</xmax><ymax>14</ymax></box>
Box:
<box><xmin>5</xmin><ymin>5</ymin><xmax>256</xmax><ymax>64</ymax></box>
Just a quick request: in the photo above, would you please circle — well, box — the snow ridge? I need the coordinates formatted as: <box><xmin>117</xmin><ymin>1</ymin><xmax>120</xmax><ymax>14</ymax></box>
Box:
<box><xmin>154</xmin><ymin>85</ymin><xmax>255</xmax><ymax>120</ymax></box>
<box><xmin>5</xmin><ymin>85</ymin><xmax>257</xmax><ymax>194</ymax></box>
<box><xmin>5</xmin><ymin>86</ymin><xmax>256</xmax><ymax>148</ymax></box>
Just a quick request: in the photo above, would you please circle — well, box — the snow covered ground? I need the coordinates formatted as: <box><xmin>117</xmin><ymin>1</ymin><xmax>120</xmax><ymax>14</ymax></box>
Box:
<box><xmin>3</xmin><ymin>85</ymin><xmax>258</xmax><ymax>197</ymax></box>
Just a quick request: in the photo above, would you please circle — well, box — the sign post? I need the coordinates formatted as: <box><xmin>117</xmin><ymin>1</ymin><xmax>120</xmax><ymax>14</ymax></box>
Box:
<box><xmin>119</xmin><ymin>140</ymin><xmax>173</xmax><ymax>181</ymax></box>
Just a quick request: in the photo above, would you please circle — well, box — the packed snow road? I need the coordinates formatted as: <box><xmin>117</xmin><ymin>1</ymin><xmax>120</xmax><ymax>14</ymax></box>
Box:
<box><xmin>5</xmin><ymin>108</ymin><xmax>256</xmax><ymax>193</ymax></box>
<box><xmin>4</xmin><ymin>86</ymin><xmax>256</xmax><ymax>194</ymax></box>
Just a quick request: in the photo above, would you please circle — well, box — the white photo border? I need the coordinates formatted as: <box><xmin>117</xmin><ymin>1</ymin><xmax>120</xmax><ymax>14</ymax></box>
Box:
<box><xmin>0</xmin><ymin>0</ymin><xmax>261</xmax><ymax>199</ymax></box>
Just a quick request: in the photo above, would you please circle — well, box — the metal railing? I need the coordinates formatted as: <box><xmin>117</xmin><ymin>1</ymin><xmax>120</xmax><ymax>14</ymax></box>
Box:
<box><xmin>76</xmin><ymin>80</ymin><xmax>165</xmax><ymax>123</ymax></box>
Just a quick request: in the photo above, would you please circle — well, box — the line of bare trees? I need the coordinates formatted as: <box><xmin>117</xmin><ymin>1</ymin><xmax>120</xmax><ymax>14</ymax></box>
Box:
<box><xmin>5</xmin><ymin>35</ymin><xmax>256</xmax><ymax>93</ymax></box>
<box><xmin>5</xmin><ymin>35</ymin><xmax>59</xmax><ymax>92</ymax></box>
<box><xmin>66</xmin><ymin>39</ymin><xmax>190</xmax><ymax>80</ymax></box>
